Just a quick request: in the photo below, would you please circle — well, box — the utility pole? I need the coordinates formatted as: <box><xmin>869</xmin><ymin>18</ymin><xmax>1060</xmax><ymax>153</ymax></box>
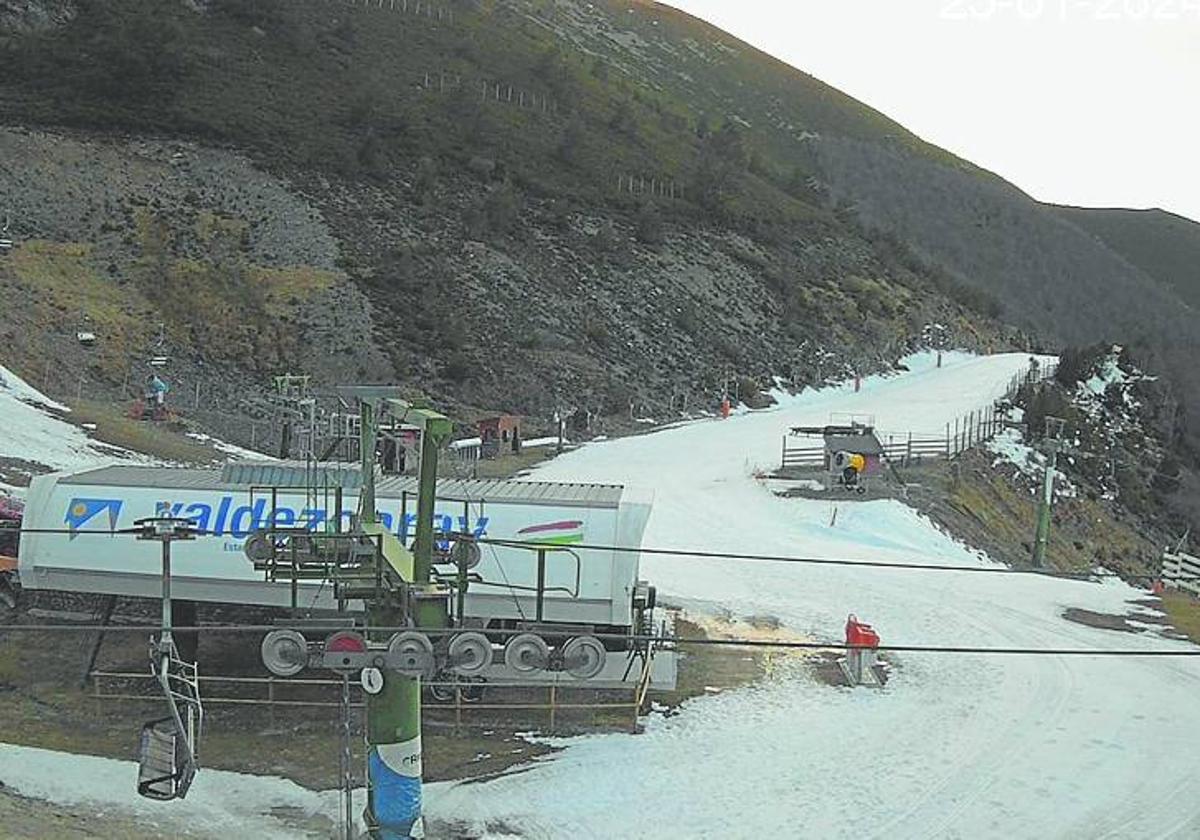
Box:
<box><xmin>1032</xmin><ymin>416</ymin><xmax>1066</xmax><ymax>569</ymax></box>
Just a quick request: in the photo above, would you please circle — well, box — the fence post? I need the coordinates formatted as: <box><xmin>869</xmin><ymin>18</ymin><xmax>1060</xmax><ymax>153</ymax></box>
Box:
<box><xmin>954</xmin><ymin>417</ymin><xmax>959</xmax><ymax>456</ymax></box>
<box><xmin>907</xmin><ymin>432</ymin><xmax>912</xmax><ymax>466</ymax></box>
<box><xmin>549</xmin><ymin>684</ymin><xmax>557</xmax><ymax>734</ymax></box>
<box><xmin>945</xmin><ymin>423</ymin><xmax>951</xmax><ymax>457</ymax></box>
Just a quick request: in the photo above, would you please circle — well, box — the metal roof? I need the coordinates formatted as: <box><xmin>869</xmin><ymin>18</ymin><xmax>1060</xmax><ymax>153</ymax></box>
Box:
<box><xmin>56</xmin><ymin>464</ymin><xmax>626</xmax><ymax>507</ymax></box>
<box><xmin>220</xmin><ymin>461</ymin><xmax>364</xmax><ymax>489</ymax></box>
<box><xmin>825</xmin><ymin>434</ymin><xmax>884</xmax><ymax>455</ymax></box>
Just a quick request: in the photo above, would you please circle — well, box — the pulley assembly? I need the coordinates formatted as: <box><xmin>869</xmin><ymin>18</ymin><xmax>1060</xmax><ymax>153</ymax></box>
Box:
<box><xmin>260</xmin><ymin>629</ymin><xmax>610</xmax><ymax>682</ymax></box>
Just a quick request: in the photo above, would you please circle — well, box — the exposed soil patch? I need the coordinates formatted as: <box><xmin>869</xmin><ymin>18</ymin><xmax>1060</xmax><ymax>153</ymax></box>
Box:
<box><xmin>0</xmin><ymin>455</ymin><xmax>49</xmax><ymax>487</ymax></box>
<box><xmin>806</xmin><ymin>650</ymin><xmax>892</xmax><ymax>688</ymax></box>
<box><xmin>1062</xmin><ymin>608</ymin><xmax>1139</xmax><ymax>633</ymax></box>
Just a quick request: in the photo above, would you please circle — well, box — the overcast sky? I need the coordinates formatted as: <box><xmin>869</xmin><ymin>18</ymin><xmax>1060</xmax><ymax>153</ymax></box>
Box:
<box><xmin>662</xmin><ymin>0</ymin><xmax>1200</xmax><ymax>223</ymax></box>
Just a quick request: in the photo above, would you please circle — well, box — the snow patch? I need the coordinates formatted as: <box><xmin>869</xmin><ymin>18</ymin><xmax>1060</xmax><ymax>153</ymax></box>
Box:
<box><xmin>184</xmin><ymin>431</ymin><xmax>276</xmax><ymax>462</ymax></box>
<box><xmin>0</xmin><ymin>743</ymin><xmax>355</xmax><ymax>839</ymax></box>
<box><xmin>0</xmin><ymin>364</ymin><xmax>145</xmax><ymax>471</ymax></box>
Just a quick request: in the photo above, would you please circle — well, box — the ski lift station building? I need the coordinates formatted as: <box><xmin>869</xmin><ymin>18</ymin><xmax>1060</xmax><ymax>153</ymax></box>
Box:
<box><xmin>19</xmin><ymin>463</ymin><xmax>659</xmax><ymax>638</ymax></box>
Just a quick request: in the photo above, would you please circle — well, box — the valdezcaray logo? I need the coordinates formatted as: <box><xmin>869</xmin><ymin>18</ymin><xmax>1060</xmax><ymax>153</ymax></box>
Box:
<box><xmin>64</xmin><ymin>498</ymin><xmax>123</xmax><ymax>539</ymax></box>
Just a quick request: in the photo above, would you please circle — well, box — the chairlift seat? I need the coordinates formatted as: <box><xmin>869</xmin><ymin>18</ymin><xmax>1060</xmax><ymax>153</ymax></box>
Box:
<box><xmin>137</xmin><ymin>717</ymin><xmax>196</xmax><ymax>800</ymax></box>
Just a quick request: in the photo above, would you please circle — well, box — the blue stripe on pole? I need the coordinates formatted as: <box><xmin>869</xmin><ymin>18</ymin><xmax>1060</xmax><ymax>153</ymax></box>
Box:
<box><xmin>369</xmin><ymin>747</ymin><xmax>421</xmax><ymax>838</ymax></box>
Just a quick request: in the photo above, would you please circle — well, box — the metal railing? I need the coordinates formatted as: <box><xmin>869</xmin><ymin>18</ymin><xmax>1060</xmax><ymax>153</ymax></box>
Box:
<box><xmin>780</xmin><ymin>360</ymin><xmax>1059</xmax><ymax>471</ymax></box>
<box><xmin>90</xmin><ymin>652</ymin><xmax>656</xmax><ymax>735</ymax></box>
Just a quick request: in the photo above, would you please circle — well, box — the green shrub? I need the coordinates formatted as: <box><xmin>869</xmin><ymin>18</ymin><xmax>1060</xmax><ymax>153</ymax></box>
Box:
<box><xmin>635</xmin><ymin>202</ymin><xmax>664</xmax><ymax>246</ymax></box>
<box><xmin>444</xmin><ymin>352</ymin><xmax>471</xmax><ymax>382</ymax></box>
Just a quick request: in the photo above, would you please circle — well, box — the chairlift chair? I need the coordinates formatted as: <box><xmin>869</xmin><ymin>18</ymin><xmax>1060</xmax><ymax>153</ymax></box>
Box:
<box><xmin>137</xmin><ymin>644</ymin><xmax>203</xmax><ymax>800</ymax></box>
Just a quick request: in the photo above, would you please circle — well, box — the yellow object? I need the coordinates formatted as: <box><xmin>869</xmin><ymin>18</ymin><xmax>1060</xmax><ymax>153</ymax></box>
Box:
<box><xmin>362</xmin><ymin>522</ymin><xmax>415</xmax><ymax>582</ymax></box>
<box><xmin>849</xmin><ymin>453</ymin><xmax>866</xmax><ymax>472</ymax></box>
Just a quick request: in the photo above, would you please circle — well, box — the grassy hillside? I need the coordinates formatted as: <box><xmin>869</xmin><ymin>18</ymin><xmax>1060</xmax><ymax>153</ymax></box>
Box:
<box><xmin>1053</xmin><ymin>206</ymin><xmax>1200</xmax><ymax>310</ymax></box>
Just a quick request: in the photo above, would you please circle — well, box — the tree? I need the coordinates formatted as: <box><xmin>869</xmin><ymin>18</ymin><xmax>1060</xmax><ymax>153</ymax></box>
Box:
<box><xmin>556</xmin><ymin>118</ymin><xmax>586</xmax><ymax>168</ymax></box>
<box><xmin>484</xmin><ymin>183</ymin><xmax>521</xmax><ymax>236</ymax></box>
<box><xmin>610</xmin><ymin>100</ymin><xmax>637</xmax><ymax>140</ymax></box>
<box><xmin>22</xmin><ymin>1</ymin><xmax>191</xmax><ymax>120</ymax></box>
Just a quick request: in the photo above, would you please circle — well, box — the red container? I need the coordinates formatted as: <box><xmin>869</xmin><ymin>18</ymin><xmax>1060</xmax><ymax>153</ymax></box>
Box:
<box><xmin>845</xmin><ymin>614</ymin><xmax>880</xmax><ymax>649</ymax></box>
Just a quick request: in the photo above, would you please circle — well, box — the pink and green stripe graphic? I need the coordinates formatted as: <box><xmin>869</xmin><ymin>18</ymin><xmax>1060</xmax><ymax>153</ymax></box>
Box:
<box><xmin>518</xmin><ymin>519</ymin><xmax>585</xmax><ymax>546</ymax></box>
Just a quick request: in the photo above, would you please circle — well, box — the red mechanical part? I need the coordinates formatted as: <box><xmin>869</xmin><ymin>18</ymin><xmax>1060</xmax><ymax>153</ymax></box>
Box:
<box><xmin>845</xmin><ymin>614</ymin><xmax>881</xmax><ymax>649</ymax></box>
<box><xmin>325</xmin><ymin>631</ymin><xmax>367</xmax><ymax>653</ymax></box>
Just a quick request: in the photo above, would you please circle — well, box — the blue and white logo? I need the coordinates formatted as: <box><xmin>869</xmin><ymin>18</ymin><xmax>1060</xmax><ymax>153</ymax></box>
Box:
<box><xmin>64</xmin><ymin>498</ymin><xmax>123</xmax><ymax>539</ymax></box>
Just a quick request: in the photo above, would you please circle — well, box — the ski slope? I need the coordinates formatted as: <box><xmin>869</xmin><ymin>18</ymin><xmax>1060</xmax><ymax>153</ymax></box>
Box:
<box><xmin>427</xmin><ymin>352</ymin><xmax>1200</xmax><ymax>839</ymax></box>
<box><xmin>0</xmin><ymin>364</ymin><xmax>144</xmax><ymax>485</ymax></box>
<box><xmin>1</xmin><ymin>353</ymin><xmax>1197</xmax><ymax>839</ymax></box>
<box><xmin>0</xmin><ymin>364</ymin><xmax>268</xmax><ymax>499</ymax></box>
<box><xmin>0</xmin><ymin>743</ymin><xmax>349</xmax><ymax>839</ymax></box>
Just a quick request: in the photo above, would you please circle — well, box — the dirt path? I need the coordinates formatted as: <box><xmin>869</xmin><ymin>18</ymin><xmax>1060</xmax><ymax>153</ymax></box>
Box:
<box><xmin>0</xmin><ymin>786</ymin><xmax>213</xmax><ymax>840</ymax></box>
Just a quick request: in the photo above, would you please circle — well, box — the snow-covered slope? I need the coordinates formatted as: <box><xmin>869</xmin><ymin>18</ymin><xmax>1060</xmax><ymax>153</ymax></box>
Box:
<box><xmin>0</xmin><ymin>365</ymin><xmax>271</xmax><ymax>498</ymax></box>
<box><xmin>2</xmin><ymin>353</ymin><xmax>1197</xmax><ymax>839</ymax></box>
<box><xmin>0</xmin><ymin>365</ymin><xmax>145</xmax><ymax>495</ymax></box>
<box><xmin>426</xmin><ymin>351</ymin><xmax>1200</xmax><ymax>838</ymax></box>
<box><xmin>0</xmin><ymin>743</ymin><xmax>349</xmax><ymax>839</ymax></box>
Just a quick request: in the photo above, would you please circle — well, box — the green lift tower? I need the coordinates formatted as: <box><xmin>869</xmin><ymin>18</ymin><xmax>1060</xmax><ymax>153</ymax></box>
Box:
<box><xmin>250</xmin><ymin>390</ymin><xmax>454</xmax><ymax>839</ymax></box>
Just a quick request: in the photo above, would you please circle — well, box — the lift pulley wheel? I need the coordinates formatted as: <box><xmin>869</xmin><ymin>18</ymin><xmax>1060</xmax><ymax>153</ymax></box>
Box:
<box><xmin>242</xmin><ymin>531</ymin><xmax>275</xmax><ymax>564</ymax></box>
<box><xmin>447</xmin><ymin>632</ymin><xmax>494</xmax><ymax>676</ymax></box>
<box><xmin>387</xmin><ymin>631</ymin><xmax>436</xmax><ymax>678</ymax></box>
<box><xmin>451</xmin><ymin>539</ymin><xmax>482</xmax><ymax>570</ymax></box>
<box><xmin>260</xmin><ymin>629</ymin><xmax>308</xmax><ymax>677</ymax></box>
<box><xmin>504</xmin><ymin>632</ymin><xmax>550</xmax><ymax>674</ymax></box>
<box><xmin>562</xmin><ymin>635</ymin><xmax>607</xmax><ymax>680</ymax></box>
<box><xmin>322</xmin><ymin>630</ymin><xmax>369</xmax><ymax>674</ymax></box>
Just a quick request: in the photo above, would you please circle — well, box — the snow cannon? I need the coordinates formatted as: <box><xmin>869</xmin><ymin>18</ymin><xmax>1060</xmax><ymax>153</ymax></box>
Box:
<box><xmin>840</xmin><ymin>614</ymin><xmax>883</xmax><ymax>688</ymax></box>
<box><xmin>833</xmin><ymin>451</ymin><xmax>868</xmax><ymax>494</ymax></box>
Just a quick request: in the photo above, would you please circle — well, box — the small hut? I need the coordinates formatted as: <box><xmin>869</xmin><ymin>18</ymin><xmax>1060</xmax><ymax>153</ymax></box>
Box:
<box><xmin>790</xmin><ymin>423</ymin><xmax>885</xmax><ymax>493</ymax></box>
<box><xmin>478</xmin><ymin>414</ymin><xmax>522</xmax><ymax>458</ymax></box>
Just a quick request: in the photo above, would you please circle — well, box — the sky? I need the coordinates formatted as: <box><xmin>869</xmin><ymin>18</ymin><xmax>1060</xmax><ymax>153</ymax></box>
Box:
<box><xmin>662</xmin><ymin>0</ymin><xmax>1200</xmax><ymax>224</ymax></box>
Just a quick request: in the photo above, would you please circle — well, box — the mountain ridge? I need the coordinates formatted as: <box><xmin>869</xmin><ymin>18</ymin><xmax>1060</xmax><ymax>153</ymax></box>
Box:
<box><xmin>1</xmin><ymin>0</ymin><xmax>1197</xmax><ymax>476</ymax></box>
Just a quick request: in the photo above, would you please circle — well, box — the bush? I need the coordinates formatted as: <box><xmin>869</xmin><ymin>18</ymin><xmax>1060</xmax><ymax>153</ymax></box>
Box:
<box><xmin>444</xmin><ymin>352</ymin><xmax>471</xmax><ymax>382</ymax></box>
<box><xmin>484</xmin><ymin>183</ymin><xmax>521</xmax><ymax>236</ymax></box>
<box><xmin>1019</xmin><ymin>384</ymin><xmax>1075</xmax><ymax>441</ymax></box>
<box><xmin>583</xmin><ymin>318</ymin><xmax>610</xmax><ymax>347</ymax></box>
<box><xmin>1055</xmin><ymin>344</ymin><xmax>1108</xmax><ymax>387</ymax></box>
<box><xmin>635</xmin><ymin>202</ymin><xmax>664</xmax><ymax>246</ymax></box>
<box><xmin>211</xmin><ymin>0</ymin><xmax>284</xmax><ymax>29</ymax></box>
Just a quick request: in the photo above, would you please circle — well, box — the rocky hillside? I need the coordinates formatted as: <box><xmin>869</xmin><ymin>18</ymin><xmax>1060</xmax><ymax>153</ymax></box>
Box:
<box><xmin>0</xmin><ymin>0</ymin><xmax>1193</xmax><ymax>463</ymax></box>
<box><xmin>0</xmin><ymin>0</ymin><xmax>1026</xmax><ymax>438</ymax></box>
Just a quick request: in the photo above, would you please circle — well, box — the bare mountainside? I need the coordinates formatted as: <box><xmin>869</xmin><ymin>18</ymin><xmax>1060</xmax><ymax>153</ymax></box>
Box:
<box><xmin>0</xmin><ymin>0</ymin><xmax>1192</xmax><ymax>450</ymax></box>
<box><xmin>0</xmin><ymin>0</ymin><xmax>1021</xmax><ymax>434</ymax></box>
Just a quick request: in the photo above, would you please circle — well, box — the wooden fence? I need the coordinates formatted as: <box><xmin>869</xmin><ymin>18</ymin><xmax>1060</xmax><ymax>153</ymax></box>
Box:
<box><xmin>780</xmin><ymin>359</ymin><xmax>1059</xmax><ymax>471</ymax></box>
<box><xmin>1162</xmin><ymin>552</ymin><xmax>1200</xmax><ymax>598</ymax></box>
<box><xmin>332</xmin><ymin>0</ymin><xmax>455</xmax><ymax>23</ymax></box>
